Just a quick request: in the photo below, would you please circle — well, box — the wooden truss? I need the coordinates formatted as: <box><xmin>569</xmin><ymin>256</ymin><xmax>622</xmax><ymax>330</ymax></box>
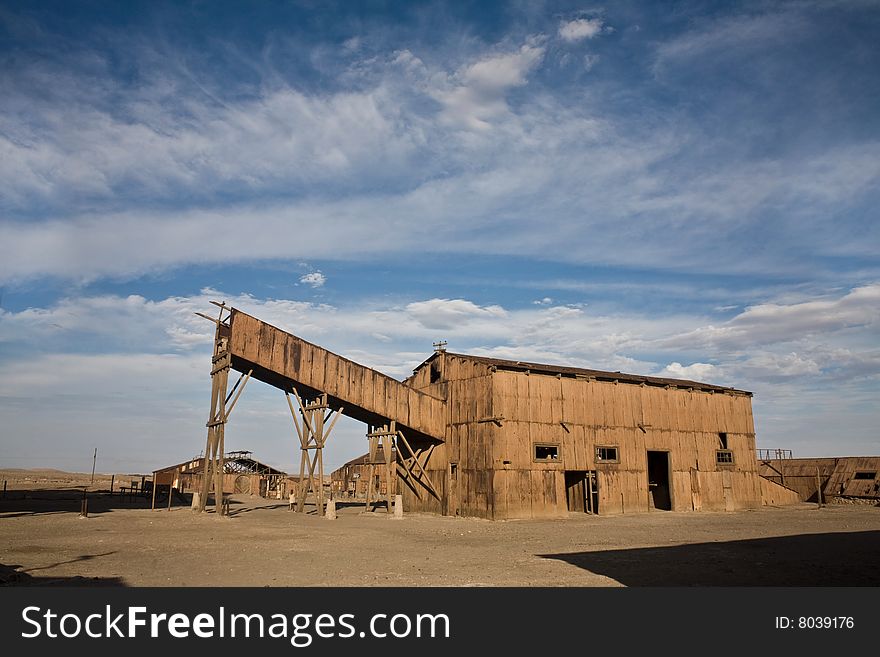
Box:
<box><xmin>364</xmin><ymin>421</ymin><xmax>440</xmax><ymax>513</ymax></box>
<box><xmin>365</xmin><ymin>423</ymin><xmax>398</xmax><ymax>513</ymax></box>
<box><xmin>286</xmin><ymin>390</ymin><xmax>343</xmax><ymax>515</ymax></box>
<box><xmin>395</xmin><ymin>429</ymin><xmax>440</xmax><ymax>502</ymax></box>
<box><xmin>196</xmin><ymin>302</ymin><xmax>252</xmax><ymax>514</ymax></box>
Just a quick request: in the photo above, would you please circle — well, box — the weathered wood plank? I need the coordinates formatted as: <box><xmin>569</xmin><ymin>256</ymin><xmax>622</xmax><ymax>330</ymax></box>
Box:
<box><xmin>228</xmin><ymin>309</ymin><xmax>446</xmax><ymax>440</ymax></box>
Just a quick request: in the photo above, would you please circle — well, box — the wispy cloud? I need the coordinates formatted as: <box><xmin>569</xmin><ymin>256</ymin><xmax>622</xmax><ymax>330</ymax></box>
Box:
<box><xmin>653</xmin><ymin>10</ymin><xmax>808</xmax><ymax>73</ymax></box>
<box><xmin>1</xmin><ymin>281</ymin><xmax>878</xmax><ymax>468</ymax></box>
<box><xmin>299</xmin><ymin>271</ymin><xmax>327</xmax><ymax>288</ymax></box>
<box><xmin>1</xmin><ymin>9</ymin><xmax>878</xmax><ymax>284</ymax></box>
<box><xmin>428</xmin><ymin>41</ymin><xmax>546</xmax><ymax>130</ymax></box>
<box><xmin>0</xmin><ymin>2</ymin><xmax>878</xmax><ymax>468</ymax></box>
<box><xmin>3</xmin><ymin>282</ymin><xmax>877</xmax><ymax>386</ymax></box>
<box><xmin>558</xmin><ymin>18</ymin><xmax>604</xmax><ymax>42</ymax></box>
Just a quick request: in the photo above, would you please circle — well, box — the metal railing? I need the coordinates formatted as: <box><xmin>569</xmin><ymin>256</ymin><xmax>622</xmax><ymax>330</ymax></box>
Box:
<box><xmin>758</xmin><ymin>448</ymin><xmax>793</xmax><ymax>461</ymax></box>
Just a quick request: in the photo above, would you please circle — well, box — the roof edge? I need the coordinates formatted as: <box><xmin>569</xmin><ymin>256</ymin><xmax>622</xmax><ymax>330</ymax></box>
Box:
<box><xmin>414</xmin><ymin>351</ymin><xmax>752</xmax><ymax>396</ymax></box>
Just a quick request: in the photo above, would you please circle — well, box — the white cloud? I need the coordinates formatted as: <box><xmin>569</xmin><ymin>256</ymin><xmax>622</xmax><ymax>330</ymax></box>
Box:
<box><xmin>1</xmin><ymin>28</ymin><xmax>879</xmax><ymax>285</ymax></box>
<box><xmin>404</xmin><ymin>298</ymin><xmax>508</xmax><ymax>331</ymax></box>
<box><xmin>558</xmin><ymin>18</ymin><xmax>604</xmax><ymax>42</ymax></box>
<box><xmin>737</xmin><ymin>352</ymin><xmax>821</xmax><ymax>381</ymax></box>
<box><xmin>299</xmin><ymin>271</ymin><xmax>327</xmax><ymax>288</ymax></box>
<box><xmin>583</xmin><ymin>53</ymin><xmax>600</xmax><ymax>71</ymax></box>
<box><xmin>430</xmin><ymin>42</ymin><xmax>546</xmax><ymax>130</ymax></box>
<box><xmin>4</xmin><ymin>118</ymin><xmax>875</xmax><ymax>284</ymax></box>
<box><xmin>656</xmin><ymin>283</ymin><xmax>880</xmax><ymax>351</ymax></box>
<box><xmin>659</xmin><ymin>362</ymin><xmax>717</xmax><ymax>381</ymax></box>
<box><xmin>2</xmin><ymin>283</ymin><xmax>878</xmax><ymax>467</ymax></box>
<box><xmin>5</xmin><ymin>284</ymin><xmax>877</xmax><ymax>390</ymax></box>
<box><xmin>0</xmin><ymin>69</ymin><xmax>422</xmax><ymax>211</ymax></box>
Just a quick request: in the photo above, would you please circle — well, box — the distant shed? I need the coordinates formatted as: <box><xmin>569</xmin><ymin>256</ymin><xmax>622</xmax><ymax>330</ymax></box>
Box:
<box><xmin>153</xmin><ymin>451</ymin><xmax>287</xmax><ymax>498</ymax></box>
<box><xmin>331</xmin><ymin>452</ymin><xmax>394</xmax><ymax>498</ymax></box>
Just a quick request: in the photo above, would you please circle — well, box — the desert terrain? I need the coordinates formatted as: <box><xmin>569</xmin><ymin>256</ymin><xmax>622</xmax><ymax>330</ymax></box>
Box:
<box><xmin>1</xmin><ymin>469</ymin><xmax>878</xmax><ymax>587</ymax></box>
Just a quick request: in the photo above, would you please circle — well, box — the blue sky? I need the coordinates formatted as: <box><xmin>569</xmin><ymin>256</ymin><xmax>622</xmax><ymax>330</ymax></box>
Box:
<box><xmin>1</xmin><ymin>0</ymin><xmax>878</xmax><ymax>474</ymax></box>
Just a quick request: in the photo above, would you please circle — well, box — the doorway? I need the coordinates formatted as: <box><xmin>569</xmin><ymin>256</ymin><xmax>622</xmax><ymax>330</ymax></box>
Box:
<box><xmin>565</xmin><ymin>471</ymin><xmax>598</xmax><ymax>514</ymax></box>
<box><xmin>646</xmin><ymin>451</ymin><xmax>672</xmax><ymax>511</ymax></box>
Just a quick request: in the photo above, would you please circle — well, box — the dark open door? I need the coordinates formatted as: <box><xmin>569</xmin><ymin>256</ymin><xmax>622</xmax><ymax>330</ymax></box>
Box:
<box><xmin>647</xmin><ymin>451</ymin><xmax>672</xmax><ymax>511</ymax></box>
<box><xmin>565</xmin><ymin>471</ymin><xmax>598</xmax><ymax>514</ymax></box>
<box><xmin>565</xmin><ymin>471</ymin><xmax>586</xmax><ymax>512</ymax></box>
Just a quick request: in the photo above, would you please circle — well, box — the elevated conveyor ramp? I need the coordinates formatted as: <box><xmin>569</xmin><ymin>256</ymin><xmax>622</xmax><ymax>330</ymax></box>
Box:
<box><xmin>226</xmin><ymin>309</ymin><xmax>447</xmax><ymax>443</ymax></box>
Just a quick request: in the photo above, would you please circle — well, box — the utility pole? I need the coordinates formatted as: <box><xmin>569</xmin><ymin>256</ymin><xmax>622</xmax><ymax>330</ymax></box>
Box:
<box><xmin>91</xmin><ymin>448</ymin><xmax>97</xmax><ymax>485</ymax></box>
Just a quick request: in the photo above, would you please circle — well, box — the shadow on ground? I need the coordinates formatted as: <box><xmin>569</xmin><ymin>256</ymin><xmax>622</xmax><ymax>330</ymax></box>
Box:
<box><xmin>1</xmin><ymin>557</ymin><xmax>127</xmax><ymax>587</ymax></box>
<box><xmin>0</xmin><ymin>488</ymin><xmax>192</xmax><ymax>517</ymax></box>
<box><xmin>540</xmin><ymin>530</ymin><xmax>880</xmax><ymax>586</ymax></box>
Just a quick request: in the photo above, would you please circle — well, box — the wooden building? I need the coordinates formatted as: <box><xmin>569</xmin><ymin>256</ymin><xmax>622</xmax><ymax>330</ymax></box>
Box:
<box><xmin>195</xmin><ymin>305</ymin><xmax>788</xmax><ymax>519</ymax></box>
<box><xmin>400</xmin><ymin>351</ymin><xmax>769</xmax><ymax>518</ymax></box>
<box><xmin>153</xmin><ymin>451</ymin><xmax>287</xmax><ymax>502</ymax></box>
<box><xmin>759</xmin><ymin>456</ymin><xmax>880</xmax><ymax>503</ymax></box>
<box><xmin>331</xmin><ymin>452</ymin><xmax>394</xmax><ymax>498</ymax></box>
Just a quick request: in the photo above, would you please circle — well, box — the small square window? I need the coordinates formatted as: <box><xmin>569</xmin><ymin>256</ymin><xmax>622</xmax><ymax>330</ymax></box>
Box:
<box><xmin>596</xmin><ymin>446</ymin><xmax>619</xmax><ymax>463</ymax></box>
<box><xmin>716</xmin><ymin>449</ymin><xmax>734</xmax><ymax>464</ymax></box>
<box><xmin>449</xmin><ymin>462</ymin><xmax>458</xmax><ymax>480</ymax></box>
<box><xmin>534</xmin><ymin>444</ymin><xmax>559</xmax><ymax>461</ymax></box>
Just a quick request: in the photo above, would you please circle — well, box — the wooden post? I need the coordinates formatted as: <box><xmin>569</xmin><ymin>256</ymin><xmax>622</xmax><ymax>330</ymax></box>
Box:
<box><xmin>316</xmin><ymin>399</ymin><xmax>326</xmax><ymax>516</ymax></box>
<box><xmin>587</xmin><ymin>473</ymin><xmax>594</xmax><ymax>514</ymax></box>
<box><xmin>109</xmin><ymin>474</ymin><xmax>114</xmax><ymax>494</ymax></box>
<box><xmin>151</xmin><ymin>479</ymin><xmax>158</xmax><ymax>510</ymax></box>
<box><xmin>364</xmin><ymin>423</ymin><xmax>403</xmax><ymax>513</ymax></box>
<box><xmin>196</xmin><ymin>303</ymin><xmax>251</xmax><ymax>516</ymax></box>
<box><xmin>384</xmin><ymin>422</ymin><xmax>395</xmax><ymax>514</ymax></box>
<box><xmin>90</xmin><ymin>447</ymin><xmax>97</xmax><ymax>485</ymax></box>
<box><xmin>393</xmin><ymin>494</ymin><xmax>403</xmax><ymax>519</ymax></box>
<box><xmin>816</xmin><ymin>467</ymin><xmax>823</xmax><ymax>508</ymax></box>
<box><xmin>287</xmin><ymin>390</ymin><xmax>342</xmax><ymax>515</ymax></box>
<box><xmin>365</xmin><ymin>464</ymin><xmax>375</xmax><ymax>513</ymax></box>
<box><xmin>167</xmin><ymin>486</ymin><xmax>173</xmax><ymax>511</ymax></box>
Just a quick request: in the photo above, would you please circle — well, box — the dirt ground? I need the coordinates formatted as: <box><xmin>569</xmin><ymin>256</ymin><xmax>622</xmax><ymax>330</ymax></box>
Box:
<box><xmin>1</xmin><ymin>470</ymin><xmax>878</xmax><ymax>587</ymax></box>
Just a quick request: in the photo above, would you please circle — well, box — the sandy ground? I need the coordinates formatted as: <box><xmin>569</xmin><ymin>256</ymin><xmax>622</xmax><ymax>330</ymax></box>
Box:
<box><xmin>1</xmin><ymin>470</ymin><xmax>878</xmax><ymax>587</ymax></box>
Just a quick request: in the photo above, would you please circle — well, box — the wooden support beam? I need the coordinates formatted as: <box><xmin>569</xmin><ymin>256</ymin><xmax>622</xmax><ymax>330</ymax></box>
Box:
<box><xmin>395</xmin><ymin>430</ymin><xmax>439</xmax><ymax>500</ymax></box>
<box><xmin>287</xmin><ymin>388</ymin><xmax>341</xmax><ymax>516</ymax></box>
<box><xmin>194</xmin><ymin>311</ymin><xmax>222</xmax><ymax>325</ymax></box>
<box><xmin>224</xmin><ymin>369</ymin><xmax>252</xmax><ymax>419</ymax></box>
<box><xmin>196</xmin><ymin>302</ymin><xmax>235</xmax><ymax>516</ymax></box>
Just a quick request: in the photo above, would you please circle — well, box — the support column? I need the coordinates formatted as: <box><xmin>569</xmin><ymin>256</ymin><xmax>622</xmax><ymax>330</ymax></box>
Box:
<box><xmin>365</xmin><ymin>422</ymin><xmax>398</xmax><ymax>514</ymax></box>
<box><xmin>286</xmin><ymin>390</ymin><xmax>343</xmax><ymax>516</ymax></box>
<box><xmin>196</xmin><ymin>302</ymin><xmax>251</xmax><ymax>515</ymax></box>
